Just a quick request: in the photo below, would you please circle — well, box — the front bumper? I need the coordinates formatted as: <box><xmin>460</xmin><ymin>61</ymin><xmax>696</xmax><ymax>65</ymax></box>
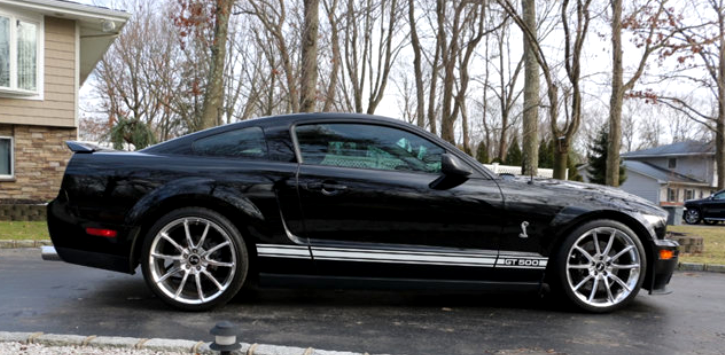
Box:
<box><xmin>646</xmin><ymin>238</ymin><xmax>679</xmax><ymax>295</ymax></box>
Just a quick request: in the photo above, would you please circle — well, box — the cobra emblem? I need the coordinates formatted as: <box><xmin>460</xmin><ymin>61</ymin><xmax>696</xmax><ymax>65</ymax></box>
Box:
<box><xmin>519</xmin><ymin>221</ymin><xmax>530</xmax><ymax>239</ymax></box>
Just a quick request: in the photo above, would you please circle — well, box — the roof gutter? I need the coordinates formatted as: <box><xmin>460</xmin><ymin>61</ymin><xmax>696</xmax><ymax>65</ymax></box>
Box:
<box><xmin>0</xmin><ymin>0</ymin><xmax>130</xmax><ymax>21</ymax></box>
<box><xmin>623</xmin><ymin>153</ymin><xmax>715</xmax><ymax>159</ymax></box>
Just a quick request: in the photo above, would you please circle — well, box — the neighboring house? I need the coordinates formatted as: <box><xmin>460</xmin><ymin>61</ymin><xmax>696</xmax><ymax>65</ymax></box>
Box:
<box><xmin>578</xmin><ymin>141</ymin><xmax>717</xmax><ymax>206</ymax></box>
<box><xmin>0</xmin><ymin>0</ymin><xmax>129</xmax><ymax>202</ymax></box>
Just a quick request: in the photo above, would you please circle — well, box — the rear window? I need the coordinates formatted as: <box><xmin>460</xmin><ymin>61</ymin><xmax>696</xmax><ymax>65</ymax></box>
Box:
<box><xmin>192</xmin><ymin>127</ymin><xmax>267</xmax><ymax>159</ymax></box>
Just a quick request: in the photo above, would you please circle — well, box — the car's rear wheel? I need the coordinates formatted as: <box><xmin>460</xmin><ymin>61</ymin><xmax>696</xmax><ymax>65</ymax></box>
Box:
<box><xmin>684</xmin><ymin>209</ymin><xmax>701</xmax><ymax>225</ymax></box>
<box><xmin>141</xmin><ymin>207</ymin><xmax>248</xmax><ymax>311</ymax></box>
<box><xmin>554</xmin><ymin>220</ymin><xmax>646</xmax><ymax>313</ymax></box>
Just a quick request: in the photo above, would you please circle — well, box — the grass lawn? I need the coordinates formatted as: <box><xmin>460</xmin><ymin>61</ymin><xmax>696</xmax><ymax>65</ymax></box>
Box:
<box><xmin>668</xmin><ymin>225</ymin><xmax>725</xmax><ymax>265</ymax></box>
<box><xmin>0</xmin><ymin>221</ymin><xmax>50</xmax><ymax>241</ymax></box>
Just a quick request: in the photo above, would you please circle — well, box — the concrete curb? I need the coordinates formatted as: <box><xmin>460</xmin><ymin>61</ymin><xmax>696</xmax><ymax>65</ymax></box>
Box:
<box><xmin>0</xmin><ymin>331</ymin><xmax>378</xmax><ymax>355</ymax></box>
<box><xmin>678</xmin><ymin>262</ymin><xmax>725</xmax><ymax>273</ymax></box>
<box><xmin>0</xmin><ymin>239</ymin><xmax>52</xmax><ymax>249</ymax></box>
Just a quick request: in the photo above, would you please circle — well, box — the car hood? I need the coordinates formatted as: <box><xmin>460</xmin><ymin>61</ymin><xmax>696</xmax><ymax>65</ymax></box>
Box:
<box><xmin>684</xmin><ymin>197</ymin><xmax>709</xmax><ymax>205</ymax></box>
<box><xmin>506</xmin><ymin>176</ymin><xmax>667</xmax><ymax>217</ymax></box>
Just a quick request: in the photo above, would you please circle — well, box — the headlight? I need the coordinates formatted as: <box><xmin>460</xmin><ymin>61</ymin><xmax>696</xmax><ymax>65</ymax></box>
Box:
<box><xmin>642</xmin><ymin>213</ymin><xmax>667</xmax><ymax>227</ymax></box>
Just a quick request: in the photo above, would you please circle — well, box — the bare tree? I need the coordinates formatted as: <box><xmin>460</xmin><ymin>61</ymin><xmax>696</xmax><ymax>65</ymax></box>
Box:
<box><xmin>245</xmin><ymin>0</ymin><xmax>301</xmax><ymax>112</ymax></box>
<box><xmin>321</xmin><ymin>0</ymin><xmax>342</xmax><ymax>111</ymax></box>
<box><xmin>408</xmin><ymin>0</ymin><xmax>426</xmax><ymax>128</ymax></box>
<box><xmin>651</xmin><ymin>0</ymin><xmax>725</xmax><ymax>189</ymax></box>
<box><xmin>340</xmin><ymin>0</ymin><xmax>404</xmax><ymax>114</ymax></box>
<box><xmin>607</xmin><ymin>0</ymin><xmax>674</xmax><ymax>186</ymax></box>
<box><xmin>300</xmin><ymin>0</ymin><xmax>320</xmax><ymax>112</ymax></box>
<box><xmin>496</xmin><ymin>0</ymin><xmax>591</xmax><ymax>179</ymax></box>
<box><xmin>520</xmin><ymin>0</ymin><xmax>538</xmax><ymax>175</ymax></box>
<box><xmin>485</xmin><ymin>15</ymin><xmax>524</xmax><ymax>161</ymax></box>
<box><xmin>437</xmin><ymin>0</ymin><xmax>492</xmax><ymax>150</ymax></box>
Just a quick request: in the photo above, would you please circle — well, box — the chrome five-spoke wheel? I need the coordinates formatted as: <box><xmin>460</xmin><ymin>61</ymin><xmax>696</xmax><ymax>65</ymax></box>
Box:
<box><xmin>557</xmin><ymin>220</ymin><xmax>646</xmax><ymax>313</ymax></box>
<box><xmin>141</xmin><ymin>208</ymin><xmax>248</xmax><ymax>310</ymax></box>
<box><xmin>684</xmin><ymin>209</ymin><xmax>701</xmax><ymax>225</ymax></box>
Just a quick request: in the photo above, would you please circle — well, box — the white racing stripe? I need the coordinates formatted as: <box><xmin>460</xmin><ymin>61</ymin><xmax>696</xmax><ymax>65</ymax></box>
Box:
<box><xmin>313</xmin><ymin>248</ymin><xmax>496</xmax><ymax>267</ymax></box>
<box><xmin>257</xmin><ymin>244</ymin><xmax>311</xmax><ymax>259</ymax></box>
<box><xmin>255</xmin><ymin>244</ymin><xmax>549</xmax><ymax>270</ymax></box>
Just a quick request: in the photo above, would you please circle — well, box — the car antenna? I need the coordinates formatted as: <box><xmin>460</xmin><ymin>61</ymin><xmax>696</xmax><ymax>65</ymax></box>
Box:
<box><xmin>524</xmin><ymin>154</ymin><xmax>534</xmax><ymax>185</ymax></box>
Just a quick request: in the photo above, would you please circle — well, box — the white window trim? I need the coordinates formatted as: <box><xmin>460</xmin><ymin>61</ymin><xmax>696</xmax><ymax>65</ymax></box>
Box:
<box><xmin>0</xmin><ymin>7</ymin><xmax>44</xmax><ymax>100</ymax></box>
<box><xmin>0</xmin><ymin>135</ymin><xmax>14</xmax><ymax>180</ymax></box>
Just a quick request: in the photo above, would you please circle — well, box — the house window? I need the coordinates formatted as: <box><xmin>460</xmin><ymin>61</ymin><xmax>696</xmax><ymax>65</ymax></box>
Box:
<box><xmin>685</xmin><ymin>189</ymin><xmax>695</xmax><ymax>201</ymax></box>
<box><xmin>0</xmin><ymin>136</ymin><xmax>13</xmax><ymax>179</ymax></box>
<box><xmin>667</xmin><ymin>188</ymin><xmax>678</xmax><ymax>202</ymax></box>
<box><xmin>0</xmin><ymin>8</ymin><xmax>42</xmax><ymax>96</ymax></box>
<box><xmin>668</xmin><ymin>158</ymin><xmax>677</xmax><ymax>169</ymax></box>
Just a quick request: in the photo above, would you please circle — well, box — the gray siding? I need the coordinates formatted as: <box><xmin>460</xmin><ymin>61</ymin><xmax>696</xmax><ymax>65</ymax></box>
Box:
<box><xmin>620</xmin><ymin>170</ymin><xmax>661</xmax><ymax>204</ymax></box>
<box><xmin>633</xmin><ymin>156</ymin><xmax>714</xmax><ymax>185</ymax></box>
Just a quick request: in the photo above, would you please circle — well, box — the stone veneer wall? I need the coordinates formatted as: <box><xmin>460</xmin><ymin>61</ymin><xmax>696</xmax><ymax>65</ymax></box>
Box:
<box><xmin>0</xmin><ymin>124</ymin><xmax>77</xmax><ymax>202</ymax></box>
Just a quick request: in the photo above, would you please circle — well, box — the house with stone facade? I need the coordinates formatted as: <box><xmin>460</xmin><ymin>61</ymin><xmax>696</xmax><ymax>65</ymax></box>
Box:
<box><xmin>0</xmin><ymin>0</ymin><xmax>129</xmax><ymax>204</ymax></box>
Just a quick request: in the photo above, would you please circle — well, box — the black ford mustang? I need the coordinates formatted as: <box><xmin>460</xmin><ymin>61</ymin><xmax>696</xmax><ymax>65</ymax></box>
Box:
<box><xmin>47</xmin><ymin>113</ymin><xmax>678</xmax><ymax>312</ymax></box>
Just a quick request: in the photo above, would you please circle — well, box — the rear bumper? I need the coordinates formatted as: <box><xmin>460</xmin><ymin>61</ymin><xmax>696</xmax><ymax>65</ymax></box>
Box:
<box><xmin>47</xmin><ymin>199</ymin><xmax>135</xmax><ymax>274</ymax></box>
<box><xmin>647</xmin><ymin>239</ymin><xmax>679</xmax><ymax>295</ymax></box>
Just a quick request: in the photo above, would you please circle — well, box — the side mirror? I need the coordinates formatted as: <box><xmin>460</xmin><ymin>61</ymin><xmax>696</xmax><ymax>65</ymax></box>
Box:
<box><xmin>430</xmin><ymin>154</ymin><xmax>472</xmax><ymax>190</ymax></box>
<box><xmin>441</xmin><ymin>153</ymin><xmax>473</xmax><ymax>177</ymax></box>
<box><xmin>499</xmin><ymin>173</ymin><xmax>516</xmax><ymax>181</ymax></box>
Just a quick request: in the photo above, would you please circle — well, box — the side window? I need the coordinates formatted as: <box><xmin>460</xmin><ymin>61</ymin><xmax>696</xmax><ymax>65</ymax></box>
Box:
<box><xmin>295</xmin><ymin>123</ymin><xmax>444</xmax><ymax>174</ymax></box>
<box><xmin>193</xmin><ymin>127</ymin><xmax>267</xmax><ymax>159</ymax></box>
<box><xmin>0</xmin><ymin>136</ymin><xmax>13</xmax><ymax>179</ymax></box>
<box><xmin>714</xmin><ymin>192</ymin><xmax>725</xmax><ymax>201</ymax></box>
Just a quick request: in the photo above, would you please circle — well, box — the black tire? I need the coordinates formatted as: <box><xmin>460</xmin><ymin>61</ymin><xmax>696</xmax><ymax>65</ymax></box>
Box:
<box><xmin>684</xmin><ymin>209</ymin><xmax>701</xmax><ymax>225</ymax></box>
<box><xmin>141</xmin><ymin>207</ymin><xmax>248</xmax><ymax>311</ymax></box>
<box><xmin>553</xmin><ymin>220</ymin><xmax>647</xmax><ymax>313</ymax></box>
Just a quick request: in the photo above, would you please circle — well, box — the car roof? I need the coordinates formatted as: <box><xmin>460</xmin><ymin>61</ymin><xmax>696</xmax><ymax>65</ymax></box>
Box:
<box><xmin>143</xmin><ymin>113</ymin><xmax>415</xmax><ymax>153</ymax></box>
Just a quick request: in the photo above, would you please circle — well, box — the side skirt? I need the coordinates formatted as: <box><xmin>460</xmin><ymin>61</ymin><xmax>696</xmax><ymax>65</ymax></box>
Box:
<box><xmin>258</xmin><ymin>273</ymin><xmax>542</xmax><ymax>293</ymax></box>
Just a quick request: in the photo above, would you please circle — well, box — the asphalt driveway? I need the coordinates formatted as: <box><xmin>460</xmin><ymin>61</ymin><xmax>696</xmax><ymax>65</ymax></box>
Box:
<box><xmin>0</xmin><ymin>248</ymin><xmax>723</xmax><ymax>355</ymax></box>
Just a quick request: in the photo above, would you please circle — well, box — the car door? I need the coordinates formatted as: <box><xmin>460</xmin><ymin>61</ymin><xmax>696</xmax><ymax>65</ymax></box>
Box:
<box><xmin>703</xmin><ymin>191</ymin><xmax>725</xmax><ymax>220</ymax></box>
<box><xmin>293</xmin><ymin>122</ymin><xmax>505</xmax><ymax>281</ymax></box>
<box><xmin>191</xmin><ymin>125</ymin><xmax>315</xmax><ymax>276</ymax></box>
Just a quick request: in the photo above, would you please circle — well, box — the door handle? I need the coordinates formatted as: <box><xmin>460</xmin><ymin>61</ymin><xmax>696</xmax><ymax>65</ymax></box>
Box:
<box><xmin>306</xmin><ymin>180</ymin><xmax>347</xmax><ymax>196</ymax></box>
<box><xmin>322</xmin><ymin>182</ymin><xmax>347</xmax><ymax>192</ymax></box>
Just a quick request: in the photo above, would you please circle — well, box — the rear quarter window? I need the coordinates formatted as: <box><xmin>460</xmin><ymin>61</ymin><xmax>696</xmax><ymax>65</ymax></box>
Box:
<box><xmin>192</xmin><ymin>127</ymin><xmax>268</xmax><ymax>159</ymax></box>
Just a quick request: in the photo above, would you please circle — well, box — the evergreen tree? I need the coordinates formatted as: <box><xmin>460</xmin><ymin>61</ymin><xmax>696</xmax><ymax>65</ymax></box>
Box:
<box><xmin>538</xmin><ymin>139</ymin><xmax>555</xmax><ymax>169</ymax></box>
<box><xmin>505</xmin><ymin>136</ymin><xmax>523</xmax><ymax>166</ymax></box>
<box><xmin>109</xmin><ymin>116</ymin><xmax>157</xmax><ymax>151</ymax></box>
<box><xmin>587</xmin><ymin>126</ymin><xmax>626</xmax><ymax>184</ymax></box>
<box><xmin>476</xmin><ymin>142</ymin><xmax>489</xmax><ymax>164</ymax></box>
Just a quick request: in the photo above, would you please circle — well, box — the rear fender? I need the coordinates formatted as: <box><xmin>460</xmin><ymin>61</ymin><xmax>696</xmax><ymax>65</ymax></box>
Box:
<box><xmin>125</xmin><ymin>178</ymin><xmax>265</xmax><ymax>270</ymax></box>
<box><xmin>125</xmin><ymin>178</ymin><xmax>263</xmax><ymax>228</ymax></box>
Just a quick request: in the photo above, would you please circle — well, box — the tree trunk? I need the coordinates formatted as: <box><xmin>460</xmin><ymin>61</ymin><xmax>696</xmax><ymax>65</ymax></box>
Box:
<box><xmin>322</xmin><ymin>0</ymin><xmax>340</xmax><ymax>112</ymax></box>
<box><xmin>718</xmin><ymin>10</ymin><xmax>725</xmax><ymax>190</ymax></box>
<box><xmin>300</xmin><ymin>0</ymin><xmax>320</xmax><ymax>113</ymax></box>
<box><xmin>521</xmin><ymin>0</ymin><xmax>538</xmax><ymax>176</ymax></box>
<box><xmin>606</xmin><ymin>0</ymin><xmax>623</xmax><ymax>187</ymax></box>
<box><xmin>427</xmin><ymin>0</ymin><xmax>446</xmax><ymax>136</ymax></box>
<box><xmin>408</xmin><ymin>0</ymin><xmax>426</xmax><ymax>128</ymax></box>
<box><xmin>199</xmin><ymin>0</ymin><xmax>234</xmax><ymax>130</ymax></box>
<box><xmin>553</xmin><ymin>140</ymin><xmax>568</xmax><ymax>180</ymax></box>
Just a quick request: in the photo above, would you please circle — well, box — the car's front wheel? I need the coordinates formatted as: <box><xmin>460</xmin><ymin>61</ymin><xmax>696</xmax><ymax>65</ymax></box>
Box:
<box><xmin>684</xmin><ymin>209</ymin><xmax>701</xmax><ymax>225</ymax></box>
<box><xmin>554</xmin><ymin>220</ymin><xmax>646</xmax><ymax>313</ymax></box>
<box><xmin>141</xmin><ymin>207</ymin><xmax>248</xmax><ymax>311</ymax></box>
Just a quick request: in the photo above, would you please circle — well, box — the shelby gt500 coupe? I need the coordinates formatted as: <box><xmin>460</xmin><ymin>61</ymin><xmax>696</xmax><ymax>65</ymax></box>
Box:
<box><xmin>47</xmin><ymin>113</ymin><xmax>678</xmax><ymax>312</ymax></box>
